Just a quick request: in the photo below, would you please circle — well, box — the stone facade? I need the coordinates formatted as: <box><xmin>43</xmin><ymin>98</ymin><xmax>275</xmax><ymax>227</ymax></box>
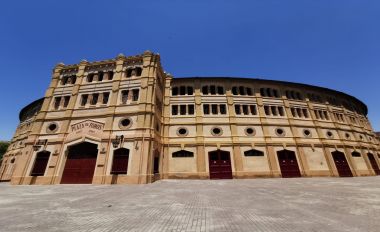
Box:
<box><xmin>1</xmin><ymin>51</ymin><xmax>379</xmax><ymax>185</ymax></box>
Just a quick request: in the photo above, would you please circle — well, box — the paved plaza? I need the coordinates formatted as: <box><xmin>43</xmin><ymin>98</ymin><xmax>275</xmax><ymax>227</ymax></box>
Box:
<box><xmin>0</xmin><ymin>177</ymin><xmax>379</xmax><ymax>232</ymax></box>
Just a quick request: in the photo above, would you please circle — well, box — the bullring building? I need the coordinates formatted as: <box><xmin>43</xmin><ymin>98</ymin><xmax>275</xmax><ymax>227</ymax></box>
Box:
<box><xmin>1</xmin><ymin>51</ymin><xmax>380</xmax><ymax>185</ymax></box>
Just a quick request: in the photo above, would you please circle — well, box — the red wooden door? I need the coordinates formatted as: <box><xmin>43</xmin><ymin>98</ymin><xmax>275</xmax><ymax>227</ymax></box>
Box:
<box><xmin>367</xmin><ymin>153</ymin><xmax>380</xmax><ymax>175</ymax></box>
<box><xmin>111</xmin><ymin>148</ymin><xmax>129</xmax><ymax>175</ymax></box>
<box><xmin>209</xmin><ymin>150</ymin><xmax>232</xmax><ymax>179</ymax></box>
<box><xmin>332</xmin><ymin>151</ymin><xmax>353</xmax><ymax>177</ymax></box>
<box><xmin>277</xmin><ymin>150</ymin><xmax>301</xmax><ymax>178</ymax></box>
<box><xmin>61</xmin><ymin>142</ymin><xmax>98</xmax><ymax>184</ymax></box>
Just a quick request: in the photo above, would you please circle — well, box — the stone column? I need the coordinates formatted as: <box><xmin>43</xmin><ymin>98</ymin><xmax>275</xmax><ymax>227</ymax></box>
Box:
<box><xmin>225</xmin><ymin>84</ymin><xmax>243</xmax><ymax>178</ymax></box>
<box><xmin>194</xmin><ymin>79</ymin><xmax>206</xmax><ymax>177</ymax></box>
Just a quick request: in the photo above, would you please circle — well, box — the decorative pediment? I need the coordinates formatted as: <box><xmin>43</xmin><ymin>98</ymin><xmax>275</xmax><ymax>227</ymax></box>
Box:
<box><xmin>67</xmin><ymin>120</ymin><xmax>104</xmax><ymax>141</ymax></box>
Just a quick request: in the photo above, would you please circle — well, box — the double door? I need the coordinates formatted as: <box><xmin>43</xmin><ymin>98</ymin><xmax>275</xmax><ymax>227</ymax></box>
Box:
<box><xmin>209</xmin><ymin>150</ymin><xmax>232</xmax><ymax>179</ymax></box>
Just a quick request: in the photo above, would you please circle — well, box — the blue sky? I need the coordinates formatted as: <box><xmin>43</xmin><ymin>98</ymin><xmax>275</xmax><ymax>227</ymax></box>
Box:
<box><xmin>0</xmin><ymin>0</ymin><xmax>379</xmax><ymax>140</ymax></box>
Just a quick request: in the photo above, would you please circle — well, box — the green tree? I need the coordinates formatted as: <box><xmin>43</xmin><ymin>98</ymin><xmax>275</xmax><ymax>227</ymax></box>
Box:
<box><xmin>0</xmin><ymin>142</ymin><xmax>10</xmax><ymax>160</ymax></box>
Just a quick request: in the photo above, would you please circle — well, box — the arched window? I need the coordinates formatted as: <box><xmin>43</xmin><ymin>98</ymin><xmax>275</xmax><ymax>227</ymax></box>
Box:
<box><xmin>244</xmin><ymin>149</ymin><xmax>264</xmax><ymax>157</ymax></box>
<box><xmin>111</xmin><ymin>148</ymin><xmax>130</xmax><ymax>174</ymax></box>
<box><xmin>136</xmin><ymin>67</ymin><xmax>142</xmax><ymax>76</ymax></box>
<box><xmin>126</xmin><ymin>69</ymin><xmax>133</xmax><ymax>77</ymax></box>
<box><xmin>108</xmin><ymin>71</ymin><xmax>114</xmax><ymax>80</ymax></box>
<box><xmin>172</xmin><ymin>150</ymin><xmax>194</xmax><ymax>158</ymax></box>
<box><xmin>351</xmin><ymin>151</ymin><xmax>361</xmax><ymax>157</ymax></box>
<box><xmin>87</xmin><ymin>74</ymin><xmax>94</xmax><ymax>83</ymax></box>
<box><xmin>98</xmin><ymin>72</ymin><xmax>104</xmax><ymax>81</ymax></box>
<box><xmin>30</xmin><ymin>151</ymin><xmax>51</xmax><ymax>176</ymax></box>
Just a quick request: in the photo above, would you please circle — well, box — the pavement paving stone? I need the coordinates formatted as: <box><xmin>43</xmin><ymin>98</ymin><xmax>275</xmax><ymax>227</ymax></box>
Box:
<box><xmin>0</xmin><ymin>177</ymin><xmax>379</xmax><ymax>232</ymax></box>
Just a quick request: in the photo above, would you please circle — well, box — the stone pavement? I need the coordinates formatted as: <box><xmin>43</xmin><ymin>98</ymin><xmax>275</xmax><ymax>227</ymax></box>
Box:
<box><xmin>0</xmin><ymin>177</ymin><xmax>379</xmax><ymax>232</ymax></box>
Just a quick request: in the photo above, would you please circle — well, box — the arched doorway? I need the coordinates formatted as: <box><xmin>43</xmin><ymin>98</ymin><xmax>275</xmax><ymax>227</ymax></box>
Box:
<box><xmin>331</xmin><ymin>151</ymin><xmax>353</xmax><ymax>177</ymax></box>
<box><xmin>61</xmin><ymin>142</ymin><xmax>98</xmax><ymax>184</ymax></box>
<box><xmin>208</xmin><ymin>150</ymin><xmax>232</xmax><ymax>179</ymax></box>
<box><xmin>277</xmin><ymin>149</ymin><xmax>301</xmax><ymax>178</ymax></box>
<box><xmin>111</xmin><ymin>148</ymin><xmax>129</xmax><ymax>175</ymax></box>
<box><xmin>367</xmin><ymin>153</ymin><xmax>380</xmax><ymax>175</ymax></box>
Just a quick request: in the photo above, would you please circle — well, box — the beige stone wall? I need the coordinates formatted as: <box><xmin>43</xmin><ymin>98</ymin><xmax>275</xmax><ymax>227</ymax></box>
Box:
<box><xmin>1</xmin><ymin>53</ymin><xmax>380</xmax><ymax>184</ymax></box>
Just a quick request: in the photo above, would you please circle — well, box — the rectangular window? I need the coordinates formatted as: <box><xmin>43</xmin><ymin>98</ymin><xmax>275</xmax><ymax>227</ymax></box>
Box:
<box><xmin>203</xmin><ymin>104</ymin><xmax>210</xmax><ymax>115</ymax></box>
<box><xmin>235</xmin><ymin>105</ymin><xmax>241</xmax><ymax>115</ymax></box>
<box><xmin>296</xmin><ymin>108</ymin><xmax>302</xmax><ymax>118</ymax></box>
<box><xmin>220</xmin><ymin>104</ymin><xmax>227</xmax><ymax>114</ymax></box>
<box><xmin>61</xmin><ymin>77</ymin><xmax>68</xmax><ymax>85</ymax></box>
<box><xmin>132</xmin><ymin>89</ymin><xmax>139</xmax><ymax>101</ymax></box>
<box><xmin>324</xmin><ymin>111</ymin><xmax>329</xmax><ymax>120</ymax></box>
<box><xmin>63</xmin><ymin>96</ymin><xmax>70</xmax><ymax>108</ymax></box>
<box><xmin>211</xmin><ymin>104</ymin><xmax>218</xmax><ymax>114</ymax></box>
<box><xmin>180</xmin><ymin>105</ymin><xmax>187</xmax><ymax>115</ymax></box>
<box><xmin>271</xmin><ymin>106</ymin><xmax>278</xmax><ymax>116</ymax></box>
<box><xmin>187</xmin><ymin>86</ymin><xmax>194</xmax><ymax>95</ymax></box>
<box><xmin>188</xmin><ymin>105</ymin><xmax>195</xmax><ymax>115</ymax></box>
<box><xmin>81</xmin><ymin>95</ymin><xmax>88</xmax><ymax>106</ymax></box>
<box><xmin>210</xmin><ymin>86</ymin><xmax>216</xmax><ymax>95</ymax></box>
<box><xmin>30</xmin><ymin>152</ymin><xmax>50</xmax><ymax>176</ymax></box>
<box><xmin>102</xmin><ymin>92</ymin><xmax>110</xmax><ymax>104</ymax></box>
<box><xmin>250</xmin><ymin>105</ymin><xmax>257</xmax><ymax>115</ymax></box>
<box><xmin>264</xmin><ymin>105</ymin><xmax>270</xmax><ymax>115</ymax></box>
<box><xmin>98</xmin><ymin>72</ymin><xmax>104</xmax><ymax>81</ymax></box>
<box><xmin>172</xmin><ymin>150</ymin><xmax>194</xmax><ymax>158</ymax></box>
<box><xmin>172</xmin><ymin>105</ymin><xmax>178</xmax><ymax>115</ymax></box>
<box><xmin>121</xmin><ymin>90</ymin><xmax>129</xmax><ymax>104</ymax></box>
<box><xmin>54</xmin><ymin>97</ymin><xmax>61</xmax><ymax>110</ymax></box>
<box><xmin>172</xmin><ymin>87</ymin><xmax>178</xmax><ymax>96</ymax></box>
<box><xmin>91</xmin><ymin>93</ymin><xmax>99</xmax><ymax>105</ymax></box>
<box><xmin>246</xmin><ymin>88</ymin><xmax>253</xmax><ymax>96</ymax></box>
<box><xmin>291</xmin><ymin>108</ymin><xmax>297</xmax><ymax>117</ymax></box>
<box><xmin>278</xmin><ymin>107</ymin><xmax>285</xmax><ymax>116</ymax></box>
<box><xmin>202</xmin><ymin>86</ymin><xmax>208</xmax><ymax>95</ymax></box>
<box><xmin>108</xmin><ymin>71</ymin><xmax>114</xmax><ymax>80</ymax></box>
<box><xmin>70</xmin><ymin>76</ymin><xmax>76</xmax><ymax>84</ymax></box>
<box><xmin>242</xmin><ymin>105</ymin><xmax>249</xmax><ymax>115</ymax></box>
<box><xmin>180</xmin><ymin>86</ymin><xmax>186</xmax><ymax>95</ymax></box>
<box><xmin>232</xmin><ymin>87</ymin><xmax>238</xmax><ymax>95</ymax></box>
<box><xmin>239</xmin><ymin>86</ymin><xmax>245</xmax><ymax>95</ymax></box>
<box><xmin>217</xmin><ymin>86</ymin><xmax>224</xmax><ymax>95</ymax></box>
<box><xmin>303</xmin><ymin>109</ymin><xmax>309</xmax><ymax>118</ymax></box>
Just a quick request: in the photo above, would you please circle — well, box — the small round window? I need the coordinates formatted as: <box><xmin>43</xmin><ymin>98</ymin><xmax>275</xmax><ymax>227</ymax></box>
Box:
<box><xmin>303</xmin><ymin>129</ymin><xmax>312</xmax><ymax>138</ymax></box>
<box><xmin>211</xmin><ymin>127</ymin><xmax>223</xmax><ymax>136</ymax></box>
<box><xmin>326</xmin><ymin>131</ymin><xmax>334</xmax><ymax>138</ymax></box>
<box><xmin>177</xmin><ymin>127</ymin><xmax>188</xmax><ymax>136</ymax></box>
<box><xmin>245</xmin><ymin>127</ymin><xmax>256</xmax><ymax>136</ymax></box>
<box><xmin>345</xmin><ymin>133</ymin><xmax>351</xmax><ymax>139</ymax></box>
<box><xmin>119</xmin><ymin>118</ymin><xmax>132</xmax><ymax>129</ymax></box>
<box><xmin>47</xmin><ymin>122</ymin><xmax>58</xmax><ymax>133</ymax></box>
<box><xmin>275</xmin><ymin>128</ymin><xmax>285</xmax><ymax>137</ymax></box>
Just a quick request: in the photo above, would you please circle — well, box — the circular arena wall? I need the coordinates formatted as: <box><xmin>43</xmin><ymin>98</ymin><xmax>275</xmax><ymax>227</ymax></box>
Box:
<box><xmin>1</xmin><ymin>53</ymin><xmax>379</xmax><ymax>184</ymax></box>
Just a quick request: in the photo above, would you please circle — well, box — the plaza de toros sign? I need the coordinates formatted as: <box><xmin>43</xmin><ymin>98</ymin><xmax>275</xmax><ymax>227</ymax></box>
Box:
<box><xmin>67</xmin><ymin>120</ymin><xmax>104</xmax><ymax>140</ymax></box>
